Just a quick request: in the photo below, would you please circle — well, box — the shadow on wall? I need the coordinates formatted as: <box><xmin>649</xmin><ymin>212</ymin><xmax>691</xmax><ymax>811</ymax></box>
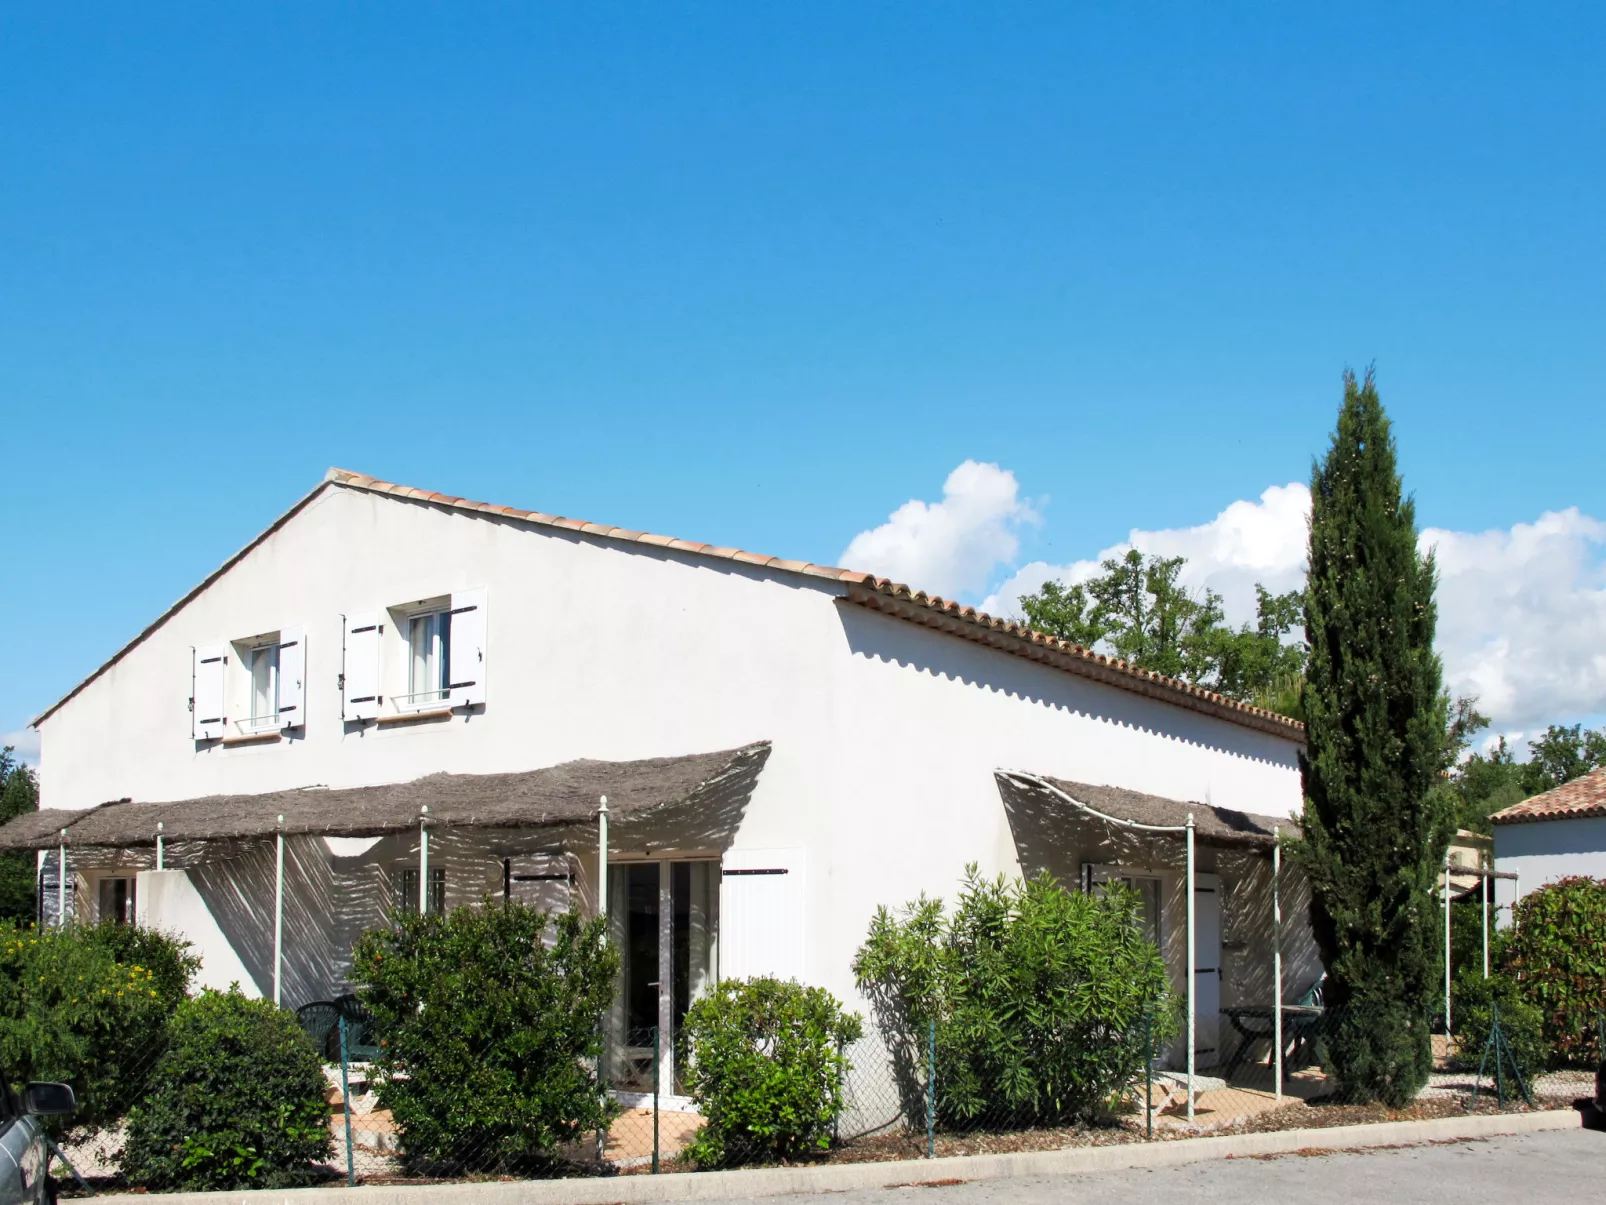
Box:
<box><xmin>835</xmin><ymin>602</ymin><xmax>1299</xmax><ymax>769</ymax></box>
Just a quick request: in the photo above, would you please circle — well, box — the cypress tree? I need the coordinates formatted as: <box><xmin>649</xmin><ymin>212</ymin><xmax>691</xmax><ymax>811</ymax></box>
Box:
<box><xmin>1299</xmin><ymin>369</ymin><xmax>1453</xmax><ymax>1105</ymax></box>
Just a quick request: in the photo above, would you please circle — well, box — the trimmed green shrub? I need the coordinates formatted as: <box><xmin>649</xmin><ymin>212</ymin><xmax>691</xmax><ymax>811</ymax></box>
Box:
<box><xmin>1451</xmin><ymin>971</ymin><xmax>1546</xmax><ymax>1081</ymax></box>
<box><xmin>121</xmin><ymin>989</ymin><xmax>333</xmax><ymax>1191</ymax></box>
<box><xmin>1503</xmin><ymin>876</ymin><xmax>1606</xmax><ymax>1066</ymax></box>
<box><xmin>680</xmin><ymin>977</ymin><xmax>862</xmax><ymax>1167</ymax></box>
<box><xmin>0</xmin><ymin>920</ymin><xmax>195</xmax><ymax>1133</ymax></box>
<box><xmin>854</xmin><ymin>866</ymin><xmax>1175</xmax><ymax>1128</ymax></box>
<box><xmin>352</xmin><ymin>901</ymin><xmax>618</xmax><ymax>1174</ymax></box>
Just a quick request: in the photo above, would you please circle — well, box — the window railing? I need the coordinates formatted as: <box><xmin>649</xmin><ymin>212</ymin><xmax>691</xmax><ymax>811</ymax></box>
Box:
<box><xmin>234</xmin><ymin>712</ymin><xmax>281</xmax><ymax>735</ymax></box>
<box><xmin>391</xmin><ymin>688</ymin><xmax>451</xmax><ymax>713</ymax></box>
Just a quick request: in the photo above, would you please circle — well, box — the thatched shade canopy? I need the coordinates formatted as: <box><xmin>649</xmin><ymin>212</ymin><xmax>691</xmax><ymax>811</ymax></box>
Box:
<box><xmin>0</xmin><ymin>742</ymin><xmax>770</xmax><ymax>851</ymax></box>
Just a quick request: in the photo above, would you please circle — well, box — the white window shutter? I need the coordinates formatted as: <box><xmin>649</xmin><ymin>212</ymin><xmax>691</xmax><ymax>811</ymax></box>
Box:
<box><xmin>191</xmin><ymin>645</ymin><xmax>226</xmax><ymax>741</ymax></box>
<box><xmin>341</xmin><ymin>612</ymin><xmax>381</xmax><ymax>721</ymax></box>
<box><xmin>718</xmin><ymin>848</ymin><xmax>805</xmax><ymax>983</ymax></box>
<box><xmin>277</xmin><ymin>625</ymin><xmax>306</xmax><ymax>729</ymax></box>
<box><xmin>447</xmin><ymin>588</ymin><xmax>487</xmax><ymax>708</ymax></box>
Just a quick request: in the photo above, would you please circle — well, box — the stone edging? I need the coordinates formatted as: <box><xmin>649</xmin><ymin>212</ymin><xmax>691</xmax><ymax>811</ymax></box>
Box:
<box><xmin>121</xmin><ymin>1106</ymin><xmax>1591</xmax><ymax>1205</ymax></box>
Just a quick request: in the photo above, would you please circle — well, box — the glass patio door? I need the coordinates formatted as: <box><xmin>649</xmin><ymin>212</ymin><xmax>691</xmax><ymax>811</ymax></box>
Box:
<box><xmin>607</xmin><ymin>859</ymin><xmax>718</xmax><ymax>1096</ymax></box>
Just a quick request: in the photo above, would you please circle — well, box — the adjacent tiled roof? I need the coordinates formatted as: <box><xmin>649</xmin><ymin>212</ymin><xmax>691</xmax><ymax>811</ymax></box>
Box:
<box><xmin>31</xmin><ymin>469</ymin><xmax>1306</xmax><ymax>742</ymax></box>
<box><xmin>1490</xmin><ymin>768</ymin><xmax>1606</xmax><ymax>825</ymax></box>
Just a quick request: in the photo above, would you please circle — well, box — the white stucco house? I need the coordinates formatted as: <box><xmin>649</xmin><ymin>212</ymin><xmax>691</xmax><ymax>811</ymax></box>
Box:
<box><xmin>1492</xmin><ymin>767</ymin><xmax>1606</xmax><ymax>912</ymax></box>
<box><xmin>1</xmin><ymin>468</ymin><xmax>1316</xmax><ymax>1090</ymax></box>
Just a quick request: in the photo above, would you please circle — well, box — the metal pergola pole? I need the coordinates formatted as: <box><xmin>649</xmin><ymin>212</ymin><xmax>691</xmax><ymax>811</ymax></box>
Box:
<box><xmin>155</xmin><ymin>821</ymin><xmax>165</xmax><ymax>872</ymax></box>
<box><xmin>1443</xmin><ymin>853</ymin><xmax>1452</xmax><ymax>1037</ymax></box>
<box><xmin>597</xmin><ymin>795</ymin><xmax>609</xmax><ymax>922</ymax></box>
<box><xmin>419</xmin><ymin>806</ymin><xmax>430</xmax><ymax>915</ymax></box>
<box><xmin>1186</xmin><ymin>812</ymin><xmax>1196</xmax><ymax>1124</ymax></box>
<box><xmin>1481</xmin><ymin>850</ymin><xmax>1490</xmax><ymax>979</ymax></box>
<box><xmin>1273</xmin><ymin>825</ymin><xmax>1283</xmax><ymax>1101</ymax></box>
<box><xmin>273</xmin><ymin>814</ymin><xmax>285</xmax><ymax>1006</ymax></box>
<box><xmin>57</xmin><ymin>829</ymin><xmax>67</xmax><ymax>928</ymax></box>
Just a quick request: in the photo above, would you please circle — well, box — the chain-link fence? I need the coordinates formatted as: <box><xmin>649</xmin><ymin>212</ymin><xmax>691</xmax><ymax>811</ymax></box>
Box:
<box><xmin>41</xmin><ymin>998</ymin><xmax>1603</xmax><ymax>1193</ymax></box>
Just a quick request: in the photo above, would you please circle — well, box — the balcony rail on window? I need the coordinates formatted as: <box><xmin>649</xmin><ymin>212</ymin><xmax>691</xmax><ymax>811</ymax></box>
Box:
<box><xmin>234</xmin><ymin>711</ymin><xmax>281</xmax><ymax>735</ymax></box>
<box><xmin>390</xmin><ymin>687</ymin><xmax>451</xmax><ymax>713</ymax></box>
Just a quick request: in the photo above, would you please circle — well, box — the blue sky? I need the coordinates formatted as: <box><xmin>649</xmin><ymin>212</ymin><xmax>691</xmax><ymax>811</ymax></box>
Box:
<box><xmin>3</xmin><ymin>3</ymin><xmax>1604</xmax><ymax>760</ymax></box>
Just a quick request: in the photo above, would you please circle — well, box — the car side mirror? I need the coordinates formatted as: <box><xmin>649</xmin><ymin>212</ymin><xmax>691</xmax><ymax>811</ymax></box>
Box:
<box><xmin>22</xmin><ymin>1082</ymin><xmax>76</xmax><ymax>1116</ymax></box>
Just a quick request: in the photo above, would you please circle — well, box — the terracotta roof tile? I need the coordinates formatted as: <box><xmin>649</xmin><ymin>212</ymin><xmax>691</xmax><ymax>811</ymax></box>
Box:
<box><xmin>1490</xmin><ymin>768</ymin><xmax>1606</xmax><ymax>825</ymax></box>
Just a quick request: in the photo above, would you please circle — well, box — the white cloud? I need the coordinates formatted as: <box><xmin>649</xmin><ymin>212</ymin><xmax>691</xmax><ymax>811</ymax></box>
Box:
<box><xmin>840</xmin><ymin>461</ymin><xmax>1039</xmax><ymax>599</ymax></box>
<box><xmin>979</xmin><ymin>483</ymin><xmax>1311</xmax><ymax>625</ymax></box>
<box><xmin>1427</xmin><ymin>509</ymin><xmax>1606</xmax><ymax>734</ymax></box>
<box><xmin>2</xmin><ymin>728</ymin><xmax>40</xmax><ymax>765</ymax></box>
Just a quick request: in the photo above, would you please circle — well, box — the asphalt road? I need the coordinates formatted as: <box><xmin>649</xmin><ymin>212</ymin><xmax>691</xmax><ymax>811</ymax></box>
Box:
<box><xmin>807</xmin><ymin>1128</ymin><xmax>1602</xmax><ymax>1204</ymax></box>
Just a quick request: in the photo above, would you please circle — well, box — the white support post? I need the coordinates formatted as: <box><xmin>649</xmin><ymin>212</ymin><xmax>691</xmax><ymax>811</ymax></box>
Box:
<box><xmin>1186</xmin><ymin>813</ymin><xmax>1196</xmax><ymax>1123</ymax></box>
<box><xmin>1273</xmin><ymin>826</ymin><xmax>1283</xmax><ymax>1102</ymax></box>
<box><xmin>274</xmin><ymin>815</ymin><xmax>285</xmax><ymax>1007</ymax></box>
<box><xmin>597</xmin><ymin>796</ymin><xmax>609</xmax><ymax>923</ymax></box>
<box><xmin>419</xmin><ymin>806</ymin><xmax>430</xmax><ymax>915</ymax></box>
<box><xmin>1481</xmin><ymin>853</ymin><xmax>1490</xmax><ymax>979</ymax></box>
<box><xmin>658</xmin><ymin>860</ymin><xmax>674</xmax><ymax>1097</ymax></box>
<box><xmin>57</xmin><ymin>830</ymin><xmax>67</xmax><ymax>929</ymax></box>
<box><xmin>1443</xmin><ymin>853</ymin><xmax>1452</xmax><ymax>1038</ymax></box>
<box><xmin>155</xmin><ymin>821</ymin><xmax>165</xmax><ymax>872</ymax></box>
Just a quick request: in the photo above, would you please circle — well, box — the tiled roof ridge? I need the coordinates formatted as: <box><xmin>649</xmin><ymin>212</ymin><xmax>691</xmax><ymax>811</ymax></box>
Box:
<box><xmin>1490</xmin><ymin>765</ymin><xmax>1606</xmax><ymax>825</ymax></box>
<box><xmin>330</xmin><ymin>469</ymin><xmax>1304</xmax><ymax>740</ymax></box>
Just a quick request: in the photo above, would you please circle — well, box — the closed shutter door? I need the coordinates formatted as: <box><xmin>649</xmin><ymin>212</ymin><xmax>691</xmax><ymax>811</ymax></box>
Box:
<box><xmin>447</xmin><ymin>588</ymin><xmax>487</xmax><ymax>707</ymax></box>
<box><xmin>719</xmin><ymin>848</ymin><xmax>805</xmax><ymax>983</ymax></box>
<box><xmin>341</xmin><ymin>613</ymin><xmax>381</xmax><ymax>721</ymax></box>
<box><xmin>276</xmin><ymin>625</ymin><xmax>306</xmax><ymax>729</ymax></box>
<box><xmin>191</xmin><ymin>646</ymin><xmax>226</xmax><ymax>740</ymax></box>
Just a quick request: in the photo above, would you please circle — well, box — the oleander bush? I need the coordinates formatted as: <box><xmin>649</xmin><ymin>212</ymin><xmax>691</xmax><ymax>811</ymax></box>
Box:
<box><xmin>680</xmin><ymin>977</ymin><xmax>862</xmax><ymax>1167</ymax></box>
<box><xmin>854</xmin><ymin>866</ymin><xmax>1175</xmax><ymax>1129</ymax></box>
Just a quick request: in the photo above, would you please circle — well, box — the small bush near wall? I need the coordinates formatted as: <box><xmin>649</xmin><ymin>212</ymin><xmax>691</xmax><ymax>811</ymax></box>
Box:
<box><xmin>1451</xmin><ymin>971</ymin><xmax>1547</xmax><ymax>1081</ymax></box>
<box><xmin>121</xmin><ymin>989</ymin><xmax>333</xmax><ymax>1191</ymax></box>
<box><xmin>854</xmin><ymin>867</ymin><xmax>1175</xmax><ymax>1128</ymax></box>
<box><xmin>351</xmin><ymin>901</ymin><xmax>618</xmax><ymax>1174</ymax></box>
<box><xmin>0</xmin><ymin>920</ymin><xmax>195</xmax><ymax>1134</ymax></box>
<box><xmin>680</xmin><ymin>977</ymin><xmax>862</xmax><ymax>1167</ymax></box>
<box><xmin>1503</xmin><ymin>876</ymin><xmax>1606</xmax><ymax>1066</ymax></box>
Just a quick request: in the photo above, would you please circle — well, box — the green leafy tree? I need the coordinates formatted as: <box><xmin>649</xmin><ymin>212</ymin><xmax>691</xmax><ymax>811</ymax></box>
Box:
<box><xmin>1018</xmin><ymin>564</ymin><xmax>1307</xmax><ymax>718</ymax></box>
<box><xmin>1018</xmin><ymin>580</ymin><xmax>1106</xmax><ymax>647</ymax></box>
<box><xmin>0</xmin><ymin>750</ymin><xmax>39</xmax><ymax>922</ymax></box>
<box><xmin>352</xmin><ymin>900</ymin><xmax>619</xmax><ymax>1173</ymax></box>
<box><xmin>1518</xmin><ymin>724</ymin><xmax>1606</xmax><ymax>796</ymax></box>
<box><xmin>1297</xmin><ymin>368</ymin><xmax>1454</xmax><ymax>1106</ymax></box>
<box><xmin>121</xmin><ymin>989</ymin><xmax>333</xmax><ymax>1191</ymax></box>
<box><xmin>854</xmin><ymin>867</ymin><xmax>1174</xmax><ymax>1128</ymax></box>
<box><xmin>680</xmin><ymin>977</ymin><xmax>862</xmax><ymax>1167</ymax></box>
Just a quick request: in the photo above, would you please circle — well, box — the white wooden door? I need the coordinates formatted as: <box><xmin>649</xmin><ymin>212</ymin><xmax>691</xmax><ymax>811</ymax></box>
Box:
<box><xmin>1194</xmin><ymin>872</ymin><xmax>1222</xmax><ymax>1064</ymax></box>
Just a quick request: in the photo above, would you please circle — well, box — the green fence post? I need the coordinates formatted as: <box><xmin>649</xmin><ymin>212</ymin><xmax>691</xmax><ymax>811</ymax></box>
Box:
<box><xmin>338</xmin><ymin>1014</ymin><xmax>356</xmax><ymax>1187</ymax></box>
<box><xmin>1492</xmin><ymin>1001</ymin><xmax>1505</xmax><ymax>1109</ymax></box>
<box><xmin>1145</xmin><ymin>1010</ymin><xmax>1154</xmax><ymax>1141</ymax></box>
<box><xmin>926</xmin><ymin>1019</ymin><xmax>936</xmax><ymax>1160</ymax></box>
<box><xmin>652</xmin><ymin>1026</ymin><xmax>661</xmax><ymax>1174</ymax></box>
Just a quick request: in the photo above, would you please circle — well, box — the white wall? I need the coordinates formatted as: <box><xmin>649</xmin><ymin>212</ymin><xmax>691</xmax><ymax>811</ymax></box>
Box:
<box><xmin>1494</xmin><ymin>816</ymin><xmax>1606</xmax><ymax>917</ymax></box>
<box><xmin>40</xmin><ymin>483</ymin><xmax>1305</xmax><ymax>1008</ymax></box>
<box><xmin>137</xmin><ymin>869</ymin><xmax>262</xmax><ymax>996</ymax></box>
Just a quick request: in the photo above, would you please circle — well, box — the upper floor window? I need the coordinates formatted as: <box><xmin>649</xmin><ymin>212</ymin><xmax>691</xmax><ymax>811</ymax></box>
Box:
<box><xmin>191</xmin><ymin>626</ymin><xmax>305</xmax><ymax>742</ymax></box>
<box><xmin>340</xmin><ymin>588</ymin><xmax>486</xmax><ymax>723</ymax></box>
